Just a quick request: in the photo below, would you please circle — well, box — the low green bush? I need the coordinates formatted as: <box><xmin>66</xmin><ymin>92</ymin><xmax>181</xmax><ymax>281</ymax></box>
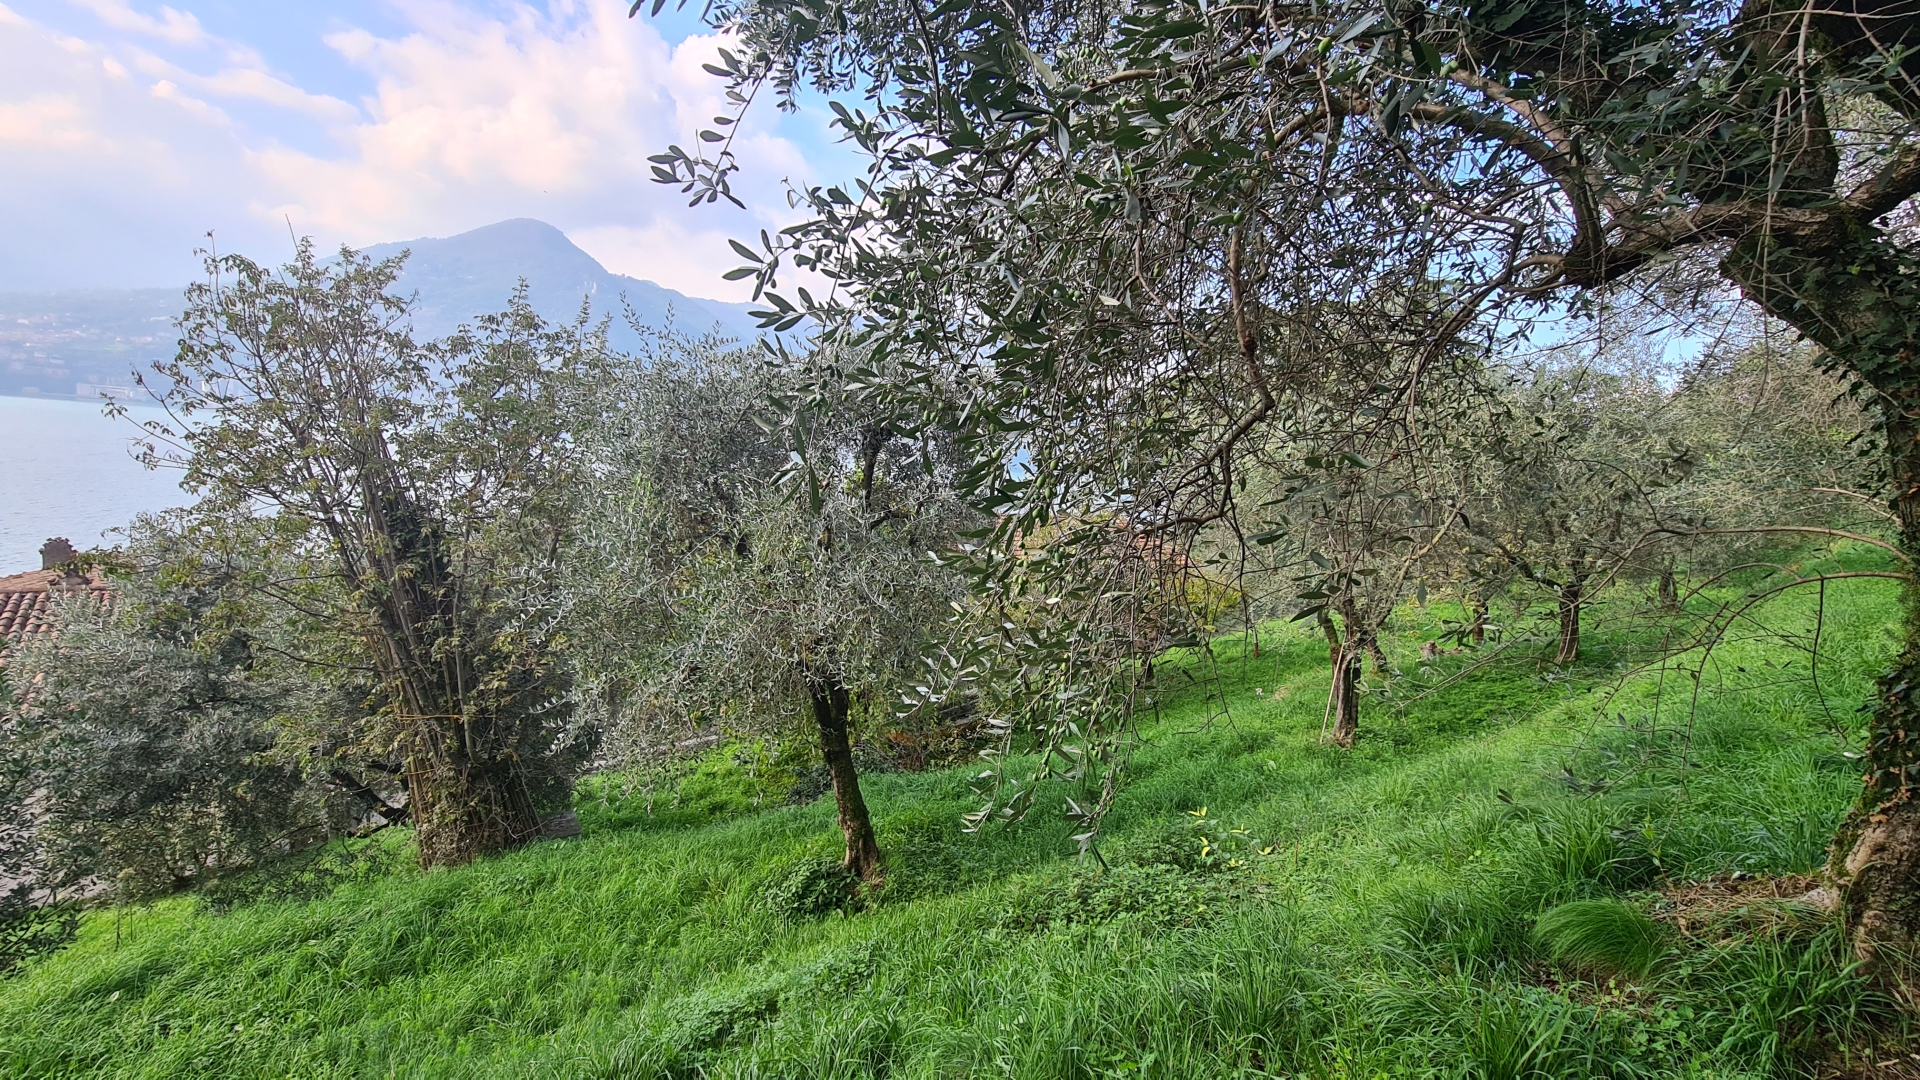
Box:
<box><xmin>763</xmin><ymin>855</ymin><xmax>861</xmax><ymax>921</ymax></box>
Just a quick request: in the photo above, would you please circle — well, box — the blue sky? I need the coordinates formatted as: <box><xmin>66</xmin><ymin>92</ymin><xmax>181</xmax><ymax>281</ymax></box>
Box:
<box><xmin>0</xmin><ymin>0</ymin><xmax>857</xmax><ymax>300</ymax></box>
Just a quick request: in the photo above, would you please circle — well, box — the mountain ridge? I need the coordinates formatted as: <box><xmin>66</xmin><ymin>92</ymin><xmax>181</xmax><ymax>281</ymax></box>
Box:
<box><xmin>0</xmin><ymin>219</ymin><xmax>759</xmax><ymax>399</ymax></box>
<box><xmin>357</xmin><ymin>218</ymin><xmax>762</xmax><ymax>349</ymax></box>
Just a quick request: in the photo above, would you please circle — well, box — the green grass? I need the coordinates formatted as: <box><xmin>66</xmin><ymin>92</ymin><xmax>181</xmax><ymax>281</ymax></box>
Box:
<box><xmin>1534</xmin><ymin>899</ymin><xmax>1671</xmax><ymax>979</ymax></box>
<box><xmin>0</xmin><ymin>555</ymin><xmax>1908</xmax><ymax>1078</ymax></box>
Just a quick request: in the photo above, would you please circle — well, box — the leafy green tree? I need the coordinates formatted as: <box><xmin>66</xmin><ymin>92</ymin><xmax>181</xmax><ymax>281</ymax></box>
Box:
<box><xmin>942</xmin><ymin>510</ymin><xmax>1237</xmax><ymax>840</ymax></box>
<box><xmin>561</xmin><ymin>333</ymin><xmax>790</xmax><ymax>759</ymax></box>
<box><xmin>136</xmin><ymin>244</ymin><xmax>602</xmax><ymax>868</ymax></box>
<box><xmin>1294</xmin><ymin>458</ymin><xmax>1461</xmax><ymax>746</ymax></box>
<box><xmin>1467</xmin><ymin>363</ymin><xmax>1689</xmax><ymax>664</ymax></box>
<box><xmin>1660</xmin><ymin>334</ymin><xmax>1886</xmax><ymax>559</ymax></box>
<box><xmin>1230</xmin><ymin>423</ymin><xmax>1467</xmax><ymax>747</ymax></box>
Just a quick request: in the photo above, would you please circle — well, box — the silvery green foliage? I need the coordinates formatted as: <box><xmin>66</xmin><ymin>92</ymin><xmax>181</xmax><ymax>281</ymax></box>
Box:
<box><xmin>2</xmin><ymin>530</ymin><xmax>327</xmax><ymax>900</ymax></box>
<box><xmin>0</xmin><ymin>674</ymin><xmax>75</xmax><ymax>974</ymax></box>
<box><xmin>643</xmin><ymin>0</ymin><xmax>1920</xmax><ymax>846</ymax></box>
<box><xmin>1657</xmin><ymin>335</ymin><xmax>1883</xmax><ymax>547</ymax></box>
<box><xmin>564</xmin><ymin>333</ymin><xmax>975</xmax><ymax>766</ymax></box>
<box><xmin>1458</xmin><ymin>364</ymin><xmax>1687</xmax><ymax>607</ymax></box>
<box><xmin>561</xmin><ymin>332</ymin><xmax>787</xmax><ymax>757</ymax></box>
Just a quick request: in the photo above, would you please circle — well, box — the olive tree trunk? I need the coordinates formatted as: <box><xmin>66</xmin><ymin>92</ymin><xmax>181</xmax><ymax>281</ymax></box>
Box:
<box><xmin>1319</xmin><ymin>608</ymin><xmax>1362</xmax><ymax>747</ymax></box>
<box><xmin>1724</xmin><ymin>229</ymin><xmax>1920</xmax><ymax>963</ymax></box>
<box><xmin>808</xmin><ymin>671</ymin><xmax>884</xmax><ymax>885</ymax></box>
<box><xmin>1840</xmin><ymin>402</ymin><xmax>1920</xmax><ymax>963</ymax></box>
<box><xmin>1361</xmin><ymin>628</ymin><xmax>1388</xmax><ymax>673</ymax></box>
<box><xmin>1328</xmin><ymin>647</ymin><xmax>1362</xmax><ymax>748</ymax></box>
<box><xmin>1555</xmin><ymin>573</ymin><xmax>1584</xmax><ymax>665</ymax></box>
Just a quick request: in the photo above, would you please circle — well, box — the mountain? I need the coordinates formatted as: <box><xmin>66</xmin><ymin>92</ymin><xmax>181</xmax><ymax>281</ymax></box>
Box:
<box><xmin>359</xmin><ymin>218</ymin><xmax>763</xmax><ymax>350</ymax></box>
<box><xmin>0</xmin><ymin>220</ymin><xmax>762</xmax><ymax>400</ymax></box>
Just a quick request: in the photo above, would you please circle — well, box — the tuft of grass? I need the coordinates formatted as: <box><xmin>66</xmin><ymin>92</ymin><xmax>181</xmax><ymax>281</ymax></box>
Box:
<box><xmin>763</xmin><ymin>855</ymin><xmax>860</xmax><ymax>922</ymax></box>
<box><xmin>1534</xmin><ymin>898</ymin><xmax>1670</xmax><ymax>979</ymax></box>
<box><xmin>1686</xmin><ymin>921</ymin><xmax>1891</xmax><ymax>1064</ymax></box>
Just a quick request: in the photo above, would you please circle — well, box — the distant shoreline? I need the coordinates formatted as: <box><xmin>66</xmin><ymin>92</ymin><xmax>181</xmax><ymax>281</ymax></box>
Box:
<box><xmin>0</xmin><ymin>390</ymin><xmax>160</xmax><ymax>408</ymax></box>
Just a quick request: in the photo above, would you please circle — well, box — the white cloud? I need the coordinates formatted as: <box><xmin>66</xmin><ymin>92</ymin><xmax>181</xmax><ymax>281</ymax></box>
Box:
<box><xmin>0</xmin><ymin>0</ymin><xmax>840</xmax><ymax>299</ymax></box>
<box><xmin>0</xmin><ymin>93</ymin><xmax>101</xmax><ymax>149</ymax></box>
<box><xmin>147</xmin><ymin>76</ymin><xmax>229</xmax><ymax>125</ymax></box>
<box><xmin>115</xmin><ymin>43</ymin><xmax>358</xmax><ymax>123</ymax></box>
<box><xmin>66</xmin><ymin>0</ymin><xmax>209</xmax><ymax>47</ymax></box>
<box><xmin>0</xmin><ymin>11</ymin><xmax>309</xmax><ymax>287</ymax></box>
<box><xmin>241</xmin><ymin>1</ymin><xmax>827</xmax><ymax>300</ymax></box>
<box><xmin>572</xmin><ymin>219</ymin><xmax>750</xmax><ymax>294</ymax></box>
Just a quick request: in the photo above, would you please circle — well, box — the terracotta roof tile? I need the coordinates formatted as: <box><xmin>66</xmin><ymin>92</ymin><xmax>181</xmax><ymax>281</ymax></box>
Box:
<box><xmin>0</xmin><ymin>569</ymin><xmax>112</xmax><ymax>647</ymax></box>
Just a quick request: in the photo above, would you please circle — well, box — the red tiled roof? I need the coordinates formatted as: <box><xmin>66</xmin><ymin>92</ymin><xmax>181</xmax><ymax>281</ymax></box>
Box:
<box><xmin>0</xmin><ymin>569</ymin><xmax>111</xmax><ymax>646</ymax></box>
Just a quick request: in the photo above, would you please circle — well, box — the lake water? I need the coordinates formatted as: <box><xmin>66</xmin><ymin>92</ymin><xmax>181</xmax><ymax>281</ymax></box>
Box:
<box><xmin>0</xmin><ymin>395</ymin><xmax>188</xmax><ymax>572</ymax></box>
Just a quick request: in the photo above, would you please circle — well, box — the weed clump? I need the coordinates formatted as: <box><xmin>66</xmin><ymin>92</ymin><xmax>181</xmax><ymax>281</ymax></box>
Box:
<box><xmin>1123</xmin><ymin>819</ymin><xmax>1218</xmax><ymax>873</ymax></box>
<box><xmin>594</xmin><ymin>946</ymin><xmax>882</xmax><ymax>1078</ymax></box>
<box><xmin>1380</xmin><ymin>882</ymin><xmax>1531</xmax><ymax>968</ymax></box>
<box><xmin>1520</xmin><ymin>801</ymin><xmax>1663</xmax><ymax>899</ymax></box>
<box><xmin>1534</xmin><ymin>898</ymin><xmax>1669</xmax><ymax>979</ymax></box>
<box><xmin>765</xmin><ymin>855</ymin><xmax>861</xmax><ymax>921</ymax></box>
<box><xmin>998</xmin><ymin>862</ymin><xmax>1263</xmax><ymax>933</ymax></box>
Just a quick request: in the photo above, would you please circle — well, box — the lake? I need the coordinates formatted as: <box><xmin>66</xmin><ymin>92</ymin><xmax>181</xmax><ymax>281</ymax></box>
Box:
<box><xmin>0</xmin><ymin>395</ymin><xmax>188</xmax><ymax>572</ymax></box>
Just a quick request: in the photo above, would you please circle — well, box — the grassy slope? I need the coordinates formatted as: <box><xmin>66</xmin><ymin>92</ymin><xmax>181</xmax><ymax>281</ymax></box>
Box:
<box><xmin>0</xmin><ymin>551</ymin><xmax>1906</xmax><ymax>1079</ymax></box>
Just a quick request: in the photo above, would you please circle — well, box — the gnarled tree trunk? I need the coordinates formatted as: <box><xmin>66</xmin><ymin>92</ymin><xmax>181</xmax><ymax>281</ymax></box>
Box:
<box><xmin>366</xmin><ymin>492</ymin><xmax>546</xmax><ymax>869</ymax></box>
<box><xmin>1361</xmin><ymin>627</ymin><xmax>1388</xmax><ymax>673</ymax></box>
<box><xmin>1838</xmin><ymin>402</ymin><xmax>1920</xmax><ymax>966</ymax></box>
<box><xmin>1318</xmin><ymin>608</ymin><xmax>1341</xmax><ymax>666</ymax></box>
<box><xmin>1319</xmin><ymin>608</ymin><xmax>1362</xmax><ymax>747</ymax></box>
<box><xmin>1328</xmin><ymin>646</ymin><xmax>1361</xmax><ymax>748</ymax></box>
<box><xmin>808</xmin><ymin>669</ymin><xmax>884</xmax><ymax>885</ymax></box>
<box><xmin>1555</xmin><ymin>572</ymin><xmax>1584</xmax><ymax>665</ymax></box>
<box><xmin>1723</xmin><ymin>228</ymin><xmax>1920</xmax><ymax>964</ymax></box>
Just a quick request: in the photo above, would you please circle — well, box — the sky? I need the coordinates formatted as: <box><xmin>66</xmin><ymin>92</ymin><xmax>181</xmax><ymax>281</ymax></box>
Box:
<box><xmin>0</xmin><ymin>0</ymin><xmax>856</xmax><ymax>301</ymax></box>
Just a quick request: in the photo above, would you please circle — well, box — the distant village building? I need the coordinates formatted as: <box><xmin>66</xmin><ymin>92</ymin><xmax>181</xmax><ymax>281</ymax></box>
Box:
<box><xmin>72</xmin><ymin>382</ymin><xmax>147</xmax><ymax>403</ymax></box>
<box><xmin>0</xmin><ymin>538</ymin><xmax>111</xmax><ymax>649</ymax></box>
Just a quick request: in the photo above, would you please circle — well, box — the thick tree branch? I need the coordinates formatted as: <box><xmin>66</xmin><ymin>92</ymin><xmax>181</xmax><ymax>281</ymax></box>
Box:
<box><xmin>1844</xmin><ymin>141</ymin><xmax>1920</xmax><ymax>219</ymax></box>
<box><xmin>1406</xmin><ymin>101</ymin><xmax>1609</xmax><ymax>266</ymax></box>
<box><xmin>328</xmin><ymin>769</ymin><xmax>409</xmax><ymax>824</ymax></box>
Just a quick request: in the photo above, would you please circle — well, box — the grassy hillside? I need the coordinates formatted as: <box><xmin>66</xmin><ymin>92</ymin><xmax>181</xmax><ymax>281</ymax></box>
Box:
<box><xmin>0</xmin><ymin>551</ymin><xmax>1907</xmax><ymax>1078</ymax></box>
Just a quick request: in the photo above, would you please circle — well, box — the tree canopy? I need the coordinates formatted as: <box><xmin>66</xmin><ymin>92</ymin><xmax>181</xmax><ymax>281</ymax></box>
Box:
<box><xmin>645</xmin><ymin>0</ymin><xmax>1920</xmax><ymax>957</ymax></box>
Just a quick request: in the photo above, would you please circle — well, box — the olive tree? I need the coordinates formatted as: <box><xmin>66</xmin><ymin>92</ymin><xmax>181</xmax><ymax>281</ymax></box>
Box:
<box><xmin>1465</xmin><ymin>362</ymin><xmax>1689</xmax><ymax>664</ymax></box>
<box><xmin>1661</xmin><ymin>333</ymin><xmax>1887</xmax><ymax>554</ymax></box>
<box><xmin>2</xmin><ymin>522</ymin><xmax>331</xmax><ymax>899</ymax></box>
<box><xmin>571</xmin><ymin>340</ymin><xmax>975</xmax><ymax>884</ymax></box>
<box><xmin>1264</xmin><ymin>451</ymin><xmax>1462</xmax><ymax>746</ymax></box>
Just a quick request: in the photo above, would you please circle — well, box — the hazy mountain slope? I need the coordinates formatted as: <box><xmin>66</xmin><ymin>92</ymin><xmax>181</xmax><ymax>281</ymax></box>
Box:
<box><xmin>0</xmin><ymin>220</ymin><xmax>760</xmax><ymax>399</ymax></box>
<box><xmin>359</xmin><ymin>218</ymin><xmax>763</xmax><ymax>349</ymax></box>
<box><xmin>0</xmin><ymin>289</ymin><xmax>181</xmax><ymax>398</ymax></box>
